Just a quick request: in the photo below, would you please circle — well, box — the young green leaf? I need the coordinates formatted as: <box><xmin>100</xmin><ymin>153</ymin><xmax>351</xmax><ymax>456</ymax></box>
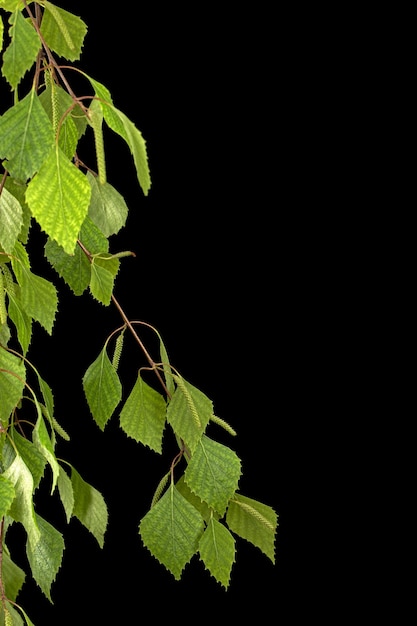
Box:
<box><xmin>184</xmin><ymin>434</ymin><xmax>241</xmax><ymax>517</ymax></box>
<box><xmin>39</xmin><ymin>83</ymin><xmax>85</xmax><ymax>159</ymax></box>
<box><xmin>89</xmin><ymin>254</ymin><xmax>119</xmax><ymax>306</ymax></box>
<box><xmin>57</xmin><ymin>464</ymin><xmax>74</xmax><ymax>524</ymax></box>
<box><xmin>71</xmin><ymin>466</ymin><xmax>108</xmax><ymax>548</ymax></box>
<box><xmin>0</xmin><ymin>346</ymin><xmax>26</xmax><ymax>426</ymax></box>
<box><xmin>40</xmin><ymin>1</ymin><xmax>88</xmax><ymax>61</ymax></box>
<box><xmin>26</xmin><ymin>514</ymin><xmax>65</xmax><ymax>603</ymax></box>
<box><xmin>82</xmin><ymin>76</ymin><xmax>151</xmax><ymax>196</ymax></box>
<box><xmin>6</xmin><ymin>286</ymin><xmax>33</xmax><ymax>355</ymax></box>
<box><xmin>0</xmin><ymin>474</ymin><xmax>15</xmax><ymax>519</ymax></box>
<box><xmin>119</xmin><ymin>373</ymin><xmax>167</xmax><ymax>453</ymax></box>
<box><xmin>198</xmin><ymin>518</ymin><xmax>236</xmax><ymax>589</ymax></box>
<box><xmin>3</xmin><ymin>454</ymin><xmax>41</xmax><ymax>551</ymax></box>
<box><xmin>82</xmin><ymin>345</ymin><xmax>122</xmax><ymax>429</ymax></box>
<box><xmin>11</xmin><ymin>241</ymin><xmax>58</xmax><ymax>334</ymax></box>
<box><xmin>226</xmin><ymin>493</ymin><xmax>278</xmax><ymax>564</ymax></box>
<box><xmin>44</xmin><ymin>216</ymin><xmax>109</xmax><ymax>297</ymax></box>
<box><xmin>0</xmin><ymin>90</ymin><xmax>54</xmax><ymax>181</ymax></box>
<box><xmin>0</xmin><ymin>186</ymin><xmax>23</xmax><ymax>254</ymax></box>
<box><xmin>33</xmin><ymin>411</ymin><xmax>60</xmax><ymax>494</ymax></box>
<box><xmin>1</xmin><ymin>9</ymin><xmax>41</xmax><ymax>91</ymax></box>
<box><xmin>167</xmin><ymin>376</ymin><xmax>213</xmax><ymax>453</ymax></box>
<box><xmin>139</xmin><ymin>483</ymin><xmax>204</xmax><ymax>580</ymax></box>
<box><xmin>25</xmin><ymin>145</ymin><xmax>91</xmax><ymax>255</ymax></box>
<box><xmin>87</xmin><ymin>171</ymin><xmax>129</xmax><ymax>237</ymax></box>
<box><xmin>0</xmin><ymin>550</ymin><xmax>26</xmax><ymax>604</ymax></box>
<box><xmin>11</xmin><ymin>430</ymin><xmax>47</xmax><ymax>490</ymax></box>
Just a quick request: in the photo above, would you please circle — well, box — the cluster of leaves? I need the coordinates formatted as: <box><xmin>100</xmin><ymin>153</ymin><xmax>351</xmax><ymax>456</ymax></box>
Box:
<box><xmin>0</xmin><ymin>2</ymin><xmax>278</xmax><ymax>624</ymax></box>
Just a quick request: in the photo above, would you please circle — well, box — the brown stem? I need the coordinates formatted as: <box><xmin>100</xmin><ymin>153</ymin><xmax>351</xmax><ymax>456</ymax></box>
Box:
<box><xmin>77</xmin><ymin>240</ymin><xmax>170</xmax><ymax>398</ymax></box>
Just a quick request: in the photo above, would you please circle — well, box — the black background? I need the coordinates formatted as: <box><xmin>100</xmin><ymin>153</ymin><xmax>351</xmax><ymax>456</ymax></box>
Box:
<box><xmin>1</xmin><ymin>2</ymin><xmax>305</xmax><ymax>622</ymax></box>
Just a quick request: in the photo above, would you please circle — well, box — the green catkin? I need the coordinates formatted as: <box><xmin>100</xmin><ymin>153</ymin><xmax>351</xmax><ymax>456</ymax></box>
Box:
<box><xmin>0</xmin><ymin>270</ymin><xmax>7</xmax><ymax>325</ymax></box>
<box><xmin>172</xmin><ymin>375</ymin><xmax>201</xmax><ymax>428</ymax></box>
<box><xmin>112</xmin><ymin>329</ymin><xmax>125</xmax><ymax>371</ymax></box>
<box><xmin>44</xmin><ymin>2</ymin><xmax>75</xmax><ymax>51</ymax></box>
<box><xmin>51</xmin><ymin>78</ymin><xmax>59</xmax><ymax>136</ymax></box>
<box><xmin>210</xmin><ymin>414</ymin><xmax>237</xmax><ymax>436</ymax></box>
<box><xmin>151</xmin><ymin>472</ymin><xmax>170</xmax><ymax>508</ymax></box>
<box><xmin>89</xmin><ymin>105</ymin><xmax>107</xmax><ymax>184</ymax></box>
<box><xmin>0</xmin><ymin>263</ymin><xmax>16</xmax><ymax>296</ymax></box>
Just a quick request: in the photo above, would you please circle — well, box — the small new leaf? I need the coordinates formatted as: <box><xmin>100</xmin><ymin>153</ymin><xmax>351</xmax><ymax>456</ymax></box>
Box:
<box><xmin>89</xmin><ymin>254</ymin><xmax>119</xmax><ymax>306</ymax></box>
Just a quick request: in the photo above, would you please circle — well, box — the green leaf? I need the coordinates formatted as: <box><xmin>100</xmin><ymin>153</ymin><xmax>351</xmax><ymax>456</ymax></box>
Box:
<box><xmin>0</xmin><ymin>346</ymin><xmax>25</xmax><ymax>425</ymax></box>
<box><xmin>71</xmin><ymin>466</ymin><xmax>108</xmax><ymax>548</ymax></box>
<box><xmin>25</xmin><ymin>145</ymin><xmax>91</xmax><ymax>254</ymax></box>
<box><xmin>226</xmin><ymin>493</ymin><xmax>278</xmax><ymax>563</ymax></box>
<box><xmin>89</xmin><ymin>255</ymin><xmax>119</xmax><ymax>306</ymax></box>
<box><xmin>199</xmin><ymin>518</ymin><xmax>235</xmax><ymax>589</ymax></box>
<box><xmin>175</xmin><ymin>475</ymin><xmax>218</xmax><ymax>524</ymax></box>
<box><xmin>157</xmin><ymin>331</ymin><xmax>175</xmax><ymax>398</ymax></box>
<box><xmin>44</xmin><ymin>216</ymin><xmax>108</xmax><ymax>296</ymax></box>
<box><xmin>106</xmin><ymin>106</ymin><xmax>151</xmax><ymax>197</ymax></box>
<box><xmin>2</xmin><ymin>10</ymin><xmax>41</xmax><ymax>91</ymax></box>
<box><xmin>1</xmin><ymin>601</ymin><xmax>24</xmax><ymax>626</ymax></box>
<box><xmin>119</xmin><ymin>373</ymin><xmax>167</xmax><ymax>453</ymax></box>
<box><xmin>3</xmin><ymin>176</ymin><xmax>31</xmax><ymax>244</ymax></box>
<box><xmin>0</xmin><ymin>474</ymin><xmax>15</xmax><ymax>518</ymax></box>
<box><xmin>0</xmin><ymin>550</ymin><xmax>26</xmax><ymax>603</ymax></box>
<box><xmin>11</xmin><ymin>430</ymin><xmax>47</xmax><ymax>490</ymax></box>
<box><xmin>57</xmin><ymin>464</ymin><xmax>74</xmax><ymax>523</ymax></box>
<box><xmin>166</xmin><ymin>376</ymin><xmax>212</xmax><ymax>453</ymax></box>
<box><xmin>0</xmin><ymin>186</ymin><xmax>23</xmax><ymax>253</ymax></box>
<box><xmin>184</xmin><ymin>435</ymin><xmax>241</xmax><ymax>517</ymax></box>
<box><xmin>39</xmin><ymin>84</ymin><xmax>86</xmax><ymax>158</ymax></box>
<box><xmin>0</xmin><ymin>601</ymin><xmax>35</xmax><ymax>626</ymax></box>
<box><xmin>3</xmin><ymin>454</ymin><xmax>41</xmax><ymax>551</ymax></box>
<box><xmin>0</xmin><ymin>0</ymin><xmax>25</xmax><ymax>11</ymax></box>
<box><xmin>82</xmin><ymin>345</ymin><xmax>122</xmax><ymax>429</ymax></box>
<box><xmin>33</xmin><ymin>410</ymin><xmax>60</xmax><ymax>494</ymax></box>
<box><xmin>85</xmin><ymin>77</ymin><xmax>151</xmax><ymax>196</ymax></box>
<box><xmin>11</xmin><ymin>241</ymin><xmax>58</xmax><ymax>335</ymax></box>
<box><xmin>40</xmin><ymin>1</ymin><xmax>88</xmax><ymax>61</ymax></box>
<box><xmin>139</xmin><ymin>483</ymin><xmax>204</xmax><ymax>580</ymax></box>
<box><xmin>6</xmin><ymin>286</ymin><xmax>32</xmax><ymax>354</ymax></box>
<box><xmin>26</xmin><ymin>513</ymin><xmax>64</xmax><ymax>603</ymax></box>
<box><xmin>87</xmin><ymin>171</ymin><xmax>129</xmax><ymax>237</ymax></box>
<box><xmin>0</xmin><ymin>90</ymin><xmax>54</xmax><ymax>181</ymax></box>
